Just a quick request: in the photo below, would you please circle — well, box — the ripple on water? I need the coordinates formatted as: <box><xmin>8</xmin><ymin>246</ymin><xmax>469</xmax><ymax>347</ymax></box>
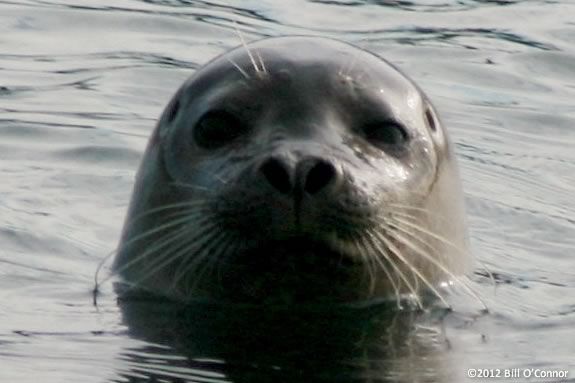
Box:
<box><xmin>1</xmin><ymin>0</ymin><xmax>574</xmax><ymax>382</ymax></box>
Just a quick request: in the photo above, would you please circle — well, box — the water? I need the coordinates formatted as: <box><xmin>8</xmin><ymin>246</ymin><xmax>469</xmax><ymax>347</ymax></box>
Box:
<box><xmin>1</xmin><ymin>0</ymin><xmax>574</xmax><ymax>382</ymax></box>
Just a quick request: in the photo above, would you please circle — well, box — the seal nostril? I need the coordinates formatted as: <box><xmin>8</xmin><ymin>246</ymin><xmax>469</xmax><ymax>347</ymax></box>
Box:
<box><xmin>260</xmin><ymin>157</ymin><xmax>292</xmax><ymax>194</ymax></box>
<box><xmin>304</xmin><ymin>160</ymin><xmax>336</xmax><ymax>195</ymax></box>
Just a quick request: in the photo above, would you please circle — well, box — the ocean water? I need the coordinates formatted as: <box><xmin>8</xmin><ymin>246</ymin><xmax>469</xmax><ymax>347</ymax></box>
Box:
<box><xmin>1</xmin><ymin>0</ymin><xmax>574</xmax><ymax>382</ymax></box>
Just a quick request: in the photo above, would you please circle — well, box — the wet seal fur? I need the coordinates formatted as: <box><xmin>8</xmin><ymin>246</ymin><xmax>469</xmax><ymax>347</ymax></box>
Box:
<box><xmin>113</xmin><ymin>36</ymin><xmax>469</xmax><ymax>307</ymax></box>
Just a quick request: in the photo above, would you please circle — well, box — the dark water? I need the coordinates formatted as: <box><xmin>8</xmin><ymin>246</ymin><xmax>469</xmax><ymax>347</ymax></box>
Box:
<box><xmin>1</xmin><ymin>0</ymin><xmax>574</xmax><ymax>382</ymax></box>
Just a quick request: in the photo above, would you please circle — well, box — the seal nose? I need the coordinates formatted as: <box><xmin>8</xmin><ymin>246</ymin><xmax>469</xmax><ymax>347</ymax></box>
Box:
<box><xmin>259</xmin><ymin>156</ymin><xmax>339</xmax><ymax>196</ymax></box>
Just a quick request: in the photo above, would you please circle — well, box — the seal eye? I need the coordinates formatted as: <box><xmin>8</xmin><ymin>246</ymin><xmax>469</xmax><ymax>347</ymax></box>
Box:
<box><xmin>193</xmin><ymin>110</ymin><xmax>247</xmax><ymax>149</ymax></box>
<box><xmin>362</xmin><ymin>121</ymin><xmax>409</xmax><ymax>150</ymax></box>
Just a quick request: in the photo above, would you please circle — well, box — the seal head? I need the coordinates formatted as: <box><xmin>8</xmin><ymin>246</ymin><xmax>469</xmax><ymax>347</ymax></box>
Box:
<box><xmin>114</xmin><ymin>36</ymin><xmax>468</xmax><ymax>305</ymax></box>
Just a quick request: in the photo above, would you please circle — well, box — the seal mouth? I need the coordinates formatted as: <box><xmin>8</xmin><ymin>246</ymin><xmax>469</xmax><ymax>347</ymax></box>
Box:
<box><xmin>226</xmin><ymin>236</ymin><xmax>363</xmax><ymax>272</ymax></box>
<box><xmin>212</xmin><ymin>236</ymin><xmax>371</xmax><ymax>304</ymax></box>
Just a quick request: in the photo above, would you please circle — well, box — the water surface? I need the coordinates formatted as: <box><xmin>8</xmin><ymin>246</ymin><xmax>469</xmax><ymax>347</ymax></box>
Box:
<box><xmin>1</xmin><ymin>0</ymin><xmax>574</xmax><ymax>382</ymax></box>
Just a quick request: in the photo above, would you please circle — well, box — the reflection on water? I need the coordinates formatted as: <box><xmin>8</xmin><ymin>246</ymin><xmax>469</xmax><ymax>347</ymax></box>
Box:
<box><xmin>114</xmin><ymin>299</ymin><xmax>455</xmax><ymax>382</ymax></box>
<box><xmin>1</xmin><ymin>0</ymin><xmax>574</xmax><ymax>382</ymax></box>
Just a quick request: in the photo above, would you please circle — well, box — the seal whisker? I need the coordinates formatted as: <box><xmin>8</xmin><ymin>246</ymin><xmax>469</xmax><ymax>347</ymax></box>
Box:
<box><xmin>181</xmin><ymin>231</ymin><xmax>237</xmax><ymax>297</ymax></box>
<box><xmin>392</xmin><ymin>214</ymin><xmax>467</xmax><ymax>258</ymax></box>
<box><xmin>204</xmin><ymin>166</ymin><xmax>240</xmax><ymax>187</ymax></box>
<box><xmin>170</xmin><ymin>227</ymin><xmax>228</xmax><ymax>294</ymax></box>
<box><xmin>109</xmin><ymin>226</ymin><xmax>192</xmax><ymax>292</ymax></box>
<box><xmin>390</xmin><ymin>204</ymin><xmax>452</xmax><ymax>228</ymax></box>
<box><xmin>215</xmin><ymin>235</ymin><xmax>242</xmax><ymax>291</ymax></box>
<box><xmin>368</xmin><ymin>231</ymin><xmax>424</xmax><ymax>309</ymax></box>
<box><xmin>255</xmin><ymin>50</ymin><xmax>267</xmax><ymax>75</ymax></box>
<box><xmin>349</xmin><ymin>234</ymin><xmax>377</xmax><ymax>295</ymax></box>
<box><xmin>120</xmin><ymin>207</ymin><xmax>209</xmax><ymax>248</ymax></box>
<box><xmin>339</xmin><ymin>48</ymin><xmax>359</xmax><ymax>79</ymax></box>
<box><xmin>233</xmin><ymin>21</ymin><xmax>262</xmax><ymax>76</ymax></box>
<box><xmin>377</xmin><ymin>230</ymin><xmax>451</xmax><ymax>308</ymax></box>
<box><xmin>393</xmin><ymin>205</ymin><xmax>495</xmax><ymax>290</ymax></box>
<box><xmin>389</xmin><ymin>213</ymin><xmax>479</xmax><ymax>295</ymax></box>
<box><xmin>214</xmin><ymin>171</ymin><xmax>231</xmax><ymax>186</ymax></box>
<box><xmin>97</xmin><ymin>212</ymin><xmax>206</xmax><ymax>286</ymax></box>
<box><xmin>110</xmin><ymin>224</ymin><xmax>193</xmax><ymax>285</ymax></box>
<box><xmin>170</xmin><ymin>181</ymin><xmax>212</xmax><ymax>192</ymax></box>
<box><xmin>338</xmin><ymin>42</ymin><xmax>374</xmax><ymax>90</ymax></box>
<box><xmin>388</xmin><ymin>211</ymin><xmax>450</xmax><ymax>267</ymax></box>
<box><xmin>357</xmin><ymin>234</ymin><xmax>402</xmax><ymax>309</ymax></box>
<box><xmin>389</xmin><ymin>218</ymin><xmax>488</xmax><ymax>310</ymax></box>
<box><xmin>193</xmin><ymin>234</ymin><xmax>240</xmax><ymax>297</ymax></box>
<box><xmin>389</xmin><ymin>204</ymin><xmax>435</xmax><ymax>217</ymax></box>
<box><xmin>123</xmin><ymin>218</ymin><xmax>222</xmax><ymax>292</ymax></box>
<box><xmin>108</xmin><ymin>213</ymin><xmax>214</xmax><ymax>283</ymax></box>
<box><xmin>391</xmin><ymin>226</ymin><xmax>488</xmax><ymax>312</ymax></box>
<box><xmin>226</xmin><ymin>57</ymin><xmax>250</xmax><ymax>80</ymax></box>
<box><xmin>123</xmin><ymin>200</ymin><xmax>211</xmax><ymax>228</ymax></box>
<box><xmin>388</xmin><ymin>220</ymin><xmax>449</xmax><ymax>268</ymax></box>
<box><xmin>479</xmin><ymin>260</ymin><xmax>497</xmax><ymax>293</ymax></box>
<box><xmin>94</xmin><ymin>249</ymin><xmax>118</xmax><ymax>295</ymax></box>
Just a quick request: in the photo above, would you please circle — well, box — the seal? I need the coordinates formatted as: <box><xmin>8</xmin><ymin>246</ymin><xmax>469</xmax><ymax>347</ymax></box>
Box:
<box><xmin>113</xmin><ymin>36</ymin><xmax>469</xmax><ymax>306</ymax></box>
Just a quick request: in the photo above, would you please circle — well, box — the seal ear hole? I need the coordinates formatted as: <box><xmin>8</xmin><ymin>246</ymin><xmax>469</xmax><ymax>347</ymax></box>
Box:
<box><xmin>193</xmin><ymin>110</ymin><xmax>248</xmax><ymax>150</ymax></box>
<box><xmin>425</xmin><ymin>107</ymin><xmax>437</xmax><ymax>132</ymax></box>
<box><xmin>362</xmin><ymin>120</ymin><xmax>409</xmax><ymax>150</ymax></box>
<box><xmin>166</xmin><ymin>99</ymin><xmax>180</xmax><ymax>123</ymax></box>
